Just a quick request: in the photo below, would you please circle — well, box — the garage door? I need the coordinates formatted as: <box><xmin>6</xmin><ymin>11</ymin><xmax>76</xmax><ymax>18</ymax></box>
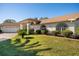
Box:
<box><xmin>1</xmin><ymin>27</ymin><xmax>20</xmax><ymax>33</ymax></box>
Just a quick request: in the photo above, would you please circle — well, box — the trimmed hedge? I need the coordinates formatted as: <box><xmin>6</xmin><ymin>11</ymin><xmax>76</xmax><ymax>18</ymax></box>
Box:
<box><xmin>35</xmin><ymin>29</ymin><xmax>48</xmax><ymax>34</ymax></box>
<box><xmin>36</xmin><ymin>30</ymin><xmax>41</xmax><ymax>34</ymax></box>
<box><xmin>41</xmin><ymin>30</ymin><xmax>48</xmax><ymax>34</ymax></box>
<box><xmin>62</xmin><ymin>30</ymin><xmax>73</xmax><ymax>37</ymax></box>
<box><xmin>70</xmin><ymin>34</ymin><xmax>79</xmax><ymax>39</ymax></box>
<box><xmin>52</xmin><ymin>30</ymin><xmax>60</xmax><ymax>36</ymax></box>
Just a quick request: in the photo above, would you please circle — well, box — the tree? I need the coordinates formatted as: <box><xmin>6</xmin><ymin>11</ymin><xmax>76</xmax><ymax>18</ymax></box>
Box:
<box><xmin>18</xmin><ymin>29</ymin><xmax>27</xmax><ymax>38</ymax></box>
<box><xmin>40</xmin><ymin>17</ymin><xmax>48</xmax><ymax>20</ymax></box>
<box><xmin>3</xmin><ymin>19</ymin><xmax>16</xmax><ymax>23</ymax></box>
<box><xmin>34</xmin><ymin>18</ymin><xmax>38</xmax><ymax>20</ymax></box>
<box><xmin>44</xmin><ymin>17</ymin><xmax>48</xmax><ymax>19</ymax></box>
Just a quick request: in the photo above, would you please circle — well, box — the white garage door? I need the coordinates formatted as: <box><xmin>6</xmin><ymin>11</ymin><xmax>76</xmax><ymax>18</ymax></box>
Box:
<box><xmin>1</xmin><ymin>27</ymin><xmax>20</xmax><ymax>33</ymax></box>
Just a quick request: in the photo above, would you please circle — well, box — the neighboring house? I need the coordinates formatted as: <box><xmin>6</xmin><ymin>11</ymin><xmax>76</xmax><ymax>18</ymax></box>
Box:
<box><xmin>0</xmin><ymin>13</ymin><xmax>79</xmax><ymax>33</ymax></box>
<box><xmin>0</xmin><ymin>18</ymin><xmax>39</xmax><ymax>33</ymax></box>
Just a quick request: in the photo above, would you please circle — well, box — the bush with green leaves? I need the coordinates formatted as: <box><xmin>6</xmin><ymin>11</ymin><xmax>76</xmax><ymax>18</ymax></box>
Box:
<box><xmin>0</xmin><ymin>29</ymin><xmax>2</xmax><ymax>33</ymax></box>
<box><xmin>75</xmin><ymin>27</ymin><xmax>79</xmax><ymax>35</ymax></box>
<box><xmin>15</xmin><ymin>38</ymin><xmax>21</xmax><ymax>43</ymax></box>
<box><xmin>36</xmin><ymin>30</ymin><xmax>41</xmax><ymax>34</ymax></box>
<box><xmin>62</xmin><ymin>29</ymin><xmax>73</xmax><ymax>37</ymax></box>
<box><xmin>18</xmin><ymin>29</ymin><xmax>27</xmax><ymax>38</ymax></box>
<box><xmin>41</xmin><ymin>30</ymin><xmax>48</xmax><ymax>34</ymax></box>
<box><xmin>29</xmin><ymin>29</ymin><xmax>34</xmax><ymax>34</ymax></box>
<box><xmin>52</xmin><ymin>30</ymin><xmax>60</xmax><ymax>36</ymax></box>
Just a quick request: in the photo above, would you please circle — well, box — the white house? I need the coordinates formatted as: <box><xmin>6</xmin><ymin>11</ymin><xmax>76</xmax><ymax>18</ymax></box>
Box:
<box><xmin>0</xmin><ymin>13</ymin><xmax>79</xmax><ymax>33</ymax></box>
<box><xmin>31</xmin><ymin>13</ymin><xmax>79</xmax><ymax>33</ymax></box>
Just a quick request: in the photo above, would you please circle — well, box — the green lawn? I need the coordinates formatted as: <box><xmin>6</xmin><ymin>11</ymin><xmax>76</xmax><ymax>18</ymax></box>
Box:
<box><xmin>0</xmin><ymin>35</ymin><xmax>79</xmax><ymax>56</ymax></box>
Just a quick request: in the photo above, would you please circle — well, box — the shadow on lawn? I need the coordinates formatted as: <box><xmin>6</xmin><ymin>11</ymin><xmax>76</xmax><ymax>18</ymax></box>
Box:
<box><xmin>24</xmin><ymin>37</ymin><xmax>34</xmax><ymax>40</ymax></box>
<box><xmin>15</xmin><ymin>37</ymin><xmax>34</xmax><ymax>47</ymax></box>
<box><xmin>17</xmin><ymin>37</ymin><xmax>41</xmax><ymax>48</ymax></box>
<box><xmin>0</xmin><ymin>39</ymin><xmax>52</xmax><ymax>56</ymax></box>
<box><xmin>24</xmin><ymin>41</ymin><xmax>42</xmax><ymax>49</ymax></box>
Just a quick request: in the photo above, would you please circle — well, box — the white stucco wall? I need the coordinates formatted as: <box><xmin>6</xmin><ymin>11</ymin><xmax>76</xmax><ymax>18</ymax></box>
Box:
<box><xmin>31</xmin><ymin>23</ymin><xmax>57</xmax><ymax>32</ymax></box>
<box><xmin>45</xmin><ymin>23</ymin><xmax>57</xmax><ymax>31</ymax></box>
<box><xmin>75</xmin><ymin>19</ymin><xmax>79</xmax><ymax>27</ymax></box>
<box><xmin>65</xmin><ymin>22</ymin><xmax>75</xmax><ymax>33</ymax></box>
<box><xmin>31</xmin><ymin>25</ymin><xmax>41</xmax><ymax>30</ymax></box>
<box><xmin>75</xmin><ymin>19</ymin><xmax>79</xmax><ymax>33</ymax></box>
<box><xmin>45</xmin><ymin>22</ymin><xmax>75</xmax><ymax>33</ymax></box>
<box><xmin>31</xmin><ymin>22</ymin><xmax>75</xmax><ymax>33</ymax></box>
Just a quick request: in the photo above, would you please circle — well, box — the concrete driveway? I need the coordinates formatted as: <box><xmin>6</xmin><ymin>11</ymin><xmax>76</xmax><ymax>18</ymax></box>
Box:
<box><xmin>0</xmin><ymin>33</ymin><xmax>17</xmax><ymax>41</ymax></box>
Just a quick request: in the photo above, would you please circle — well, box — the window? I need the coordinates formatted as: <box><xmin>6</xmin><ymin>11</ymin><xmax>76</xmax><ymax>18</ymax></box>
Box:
<box><xmin>56</xmin><ymin>22</ymin><xmax>68</xmax><ymax>31</ymax></box>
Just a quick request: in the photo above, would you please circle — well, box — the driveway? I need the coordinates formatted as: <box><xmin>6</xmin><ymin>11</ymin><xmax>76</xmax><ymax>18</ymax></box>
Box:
<box><xmin>0</xmin><ymin>33</ymin><xmax>17</xmax><ymax>41</ymax></box>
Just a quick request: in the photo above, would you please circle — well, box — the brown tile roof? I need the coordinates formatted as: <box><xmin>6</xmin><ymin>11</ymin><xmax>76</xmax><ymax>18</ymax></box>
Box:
<box><xmin>40</xmin><ymin>13</ymin><xmax>79</xmax><ymax>24</ymax></box>
<box><xmin>1</xmin><ymin>13</ymin><xmax>79</xmax><ymax>27</ymax></box>
<box><xmin>19</xmin><ymin>18</ymin><xmax>39</xmax><ymax>24</ymax></box>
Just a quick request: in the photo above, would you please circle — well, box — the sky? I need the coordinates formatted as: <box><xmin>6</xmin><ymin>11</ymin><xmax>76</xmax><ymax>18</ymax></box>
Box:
<box><xmin>0</xmin><ymin>3</ymin><xmax>79</xmax><ymax>23</ymax></box>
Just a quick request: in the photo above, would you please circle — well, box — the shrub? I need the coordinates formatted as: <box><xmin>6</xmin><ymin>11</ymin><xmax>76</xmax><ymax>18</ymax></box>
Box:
<box><xmin>15</xmin><ymin>38</ymin><xmax>21</xmax><ymax>43</ymax></box>
<box><xmin>36</xmin><ymin>30</ymin><xmax>41</xmax><ymax>34</ymax></box>
<box><xmin>18</xmin><ymin>29</ymin><xmax>27</xmax><ymax>38</ymax></box>
<box><xmin>41</xmin><ymin>29</ymin><xmax>48</xmax><ymax>34</ymax></box>
<box><xmin>57</xmin><ymin>34</ymin><xmax>64</xmax><ymax>37</ymax></box>
<box><xmin>0</xmin><ymin>30</ymin><xmax>2</xmax><ymax>33</ymax></box>
<box><xmin>52</xmin><ymin>30</ymin><xmax>60</xmax><ymax>36</ymax></box>
<box><xmin>62</xmin><ymin>30</ymin><xmax>73</xmax><ymax>37</ymax></box>
<box><xmin>76</xmin><ymin>27</ymin><xmax>79</xmax><ymax>35</ymax></box>
<box><xmin>29</xmin><ymin>29</ymin><xmax>34</xmax><ymax>34</ymax></box>
<box><xmin>70</xmin><ymin>34</ymin><xmax>79</xmax><ymax>39</ymax></box>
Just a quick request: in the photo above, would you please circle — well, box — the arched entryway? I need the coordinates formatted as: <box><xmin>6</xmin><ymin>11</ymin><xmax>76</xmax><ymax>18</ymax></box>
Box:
<box><xmin>56</xmin><ymin>22</ymin><xmax>68</xmax><ymax>32</ymax></box>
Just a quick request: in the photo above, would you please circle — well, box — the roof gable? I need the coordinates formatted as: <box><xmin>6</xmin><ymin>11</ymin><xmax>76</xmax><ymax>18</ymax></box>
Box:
<box><xmin>19</xmin><ymin>18</ymin><xmax>39</xmax><ymax>24</ymax></box>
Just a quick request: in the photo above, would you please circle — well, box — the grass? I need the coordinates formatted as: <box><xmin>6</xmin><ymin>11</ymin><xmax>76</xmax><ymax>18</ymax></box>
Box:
<box><xmin>1</xmin><ymin>34</ymin><xmax>79</xmax><ymax>56</ymax></box>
